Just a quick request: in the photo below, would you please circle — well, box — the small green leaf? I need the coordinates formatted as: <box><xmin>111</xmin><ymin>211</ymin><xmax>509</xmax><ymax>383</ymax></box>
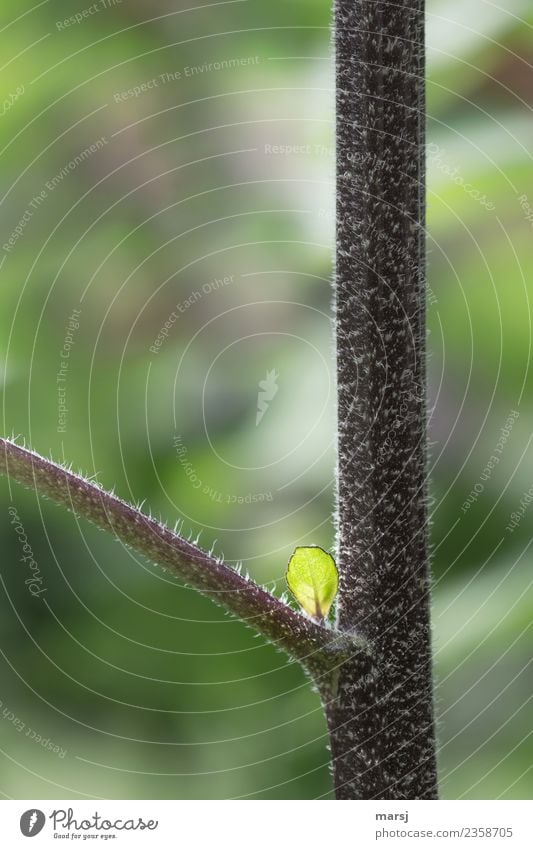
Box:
<box><xmin>286</xmin><ymin>546</ymin><xmax>339</xmax><ymax>620</ymax></box>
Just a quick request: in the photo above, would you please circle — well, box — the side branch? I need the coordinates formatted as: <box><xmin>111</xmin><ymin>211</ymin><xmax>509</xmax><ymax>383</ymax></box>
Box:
<box><xmin>0</xmin><ymin>437</ymin><xmax>367</xmax><ymax>678</ymax></box>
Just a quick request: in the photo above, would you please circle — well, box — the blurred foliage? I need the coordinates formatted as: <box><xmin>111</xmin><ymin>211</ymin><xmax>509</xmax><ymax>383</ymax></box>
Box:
<box><xmin>0</xmin><ymin>0</ymin><xmax>531</xmax><ymax>798</ymax></box>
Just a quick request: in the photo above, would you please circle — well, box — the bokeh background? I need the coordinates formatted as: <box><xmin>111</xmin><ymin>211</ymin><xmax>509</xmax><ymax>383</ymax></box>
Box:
<box><xmin>0</xmin><ymin>0</ymin><xmax>531</xmax><ymax>799</ymax></box>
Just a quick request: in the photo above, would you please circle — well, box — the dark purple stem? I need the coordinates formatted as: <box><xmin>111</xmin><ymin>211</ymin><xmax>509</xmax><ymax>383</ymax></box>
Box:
<box><xmin>333</xmin><ymin>0</ymin><xmax>438</xmax><ymax>798</ymax></box>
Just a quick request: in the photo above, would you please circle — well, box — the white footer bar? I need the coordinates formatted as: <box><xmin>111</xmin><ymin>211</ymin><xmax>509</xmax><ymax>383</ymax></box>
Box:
<box><xmin>0</xmin><ymin>799</ymin><xmax>530</xmax><ymax>848</ymax></box>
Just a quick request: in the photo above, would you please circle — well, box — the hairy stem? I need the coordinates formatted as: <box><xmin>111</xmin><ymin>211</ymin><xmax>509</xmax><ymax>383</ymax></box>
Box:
<box><xmin>333</xmin><ymin>0</ymin><xmax>438</xmax><ymax>798</ymax></box>
<box><xmin>0</xmin><ymin>437</ymin><xmax>369</xmax><ymax>682</ymax></box>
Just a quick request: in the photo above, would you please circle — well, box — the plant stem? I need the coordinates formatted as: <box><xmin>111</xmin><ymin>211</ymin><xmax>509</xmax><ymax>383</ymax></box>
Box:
<box><xmin>333</xmin><ymin>0</ymin><xmax>438</xmax><ymax>798</ymax></box>
<box><xmin>0</xmin><ymin>437</ymin><xmax>368</xmax><ymax>682</ymax></box>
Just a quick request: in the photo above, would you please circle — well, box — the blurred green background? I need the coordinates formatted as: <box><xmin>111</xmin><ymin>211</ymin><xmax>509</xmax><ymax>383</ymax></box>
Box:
<box><xmin>0</xmin><ymin>0</ymin><xmax>531</xmax><ymax>799</ymax></box>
